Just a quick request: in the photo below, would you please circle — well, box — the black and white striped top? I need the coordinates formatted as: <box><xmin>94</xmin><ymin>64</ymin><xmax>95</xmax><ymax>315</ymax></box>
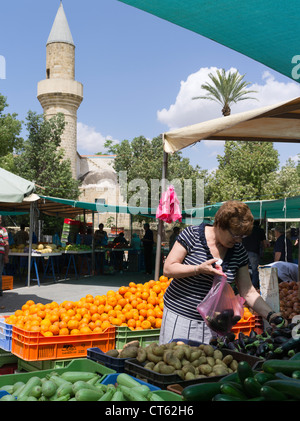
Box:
<box><xmin>163</xmin><ymin>223</ymin><xmax>249</xmax><ymax>321</ymax></box>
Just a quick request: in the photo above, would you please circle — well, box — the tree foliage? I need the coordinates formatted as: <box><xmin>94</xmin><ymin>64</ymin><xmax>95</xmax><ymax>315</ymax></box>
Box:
<box><xmin>0</xmin><ymin>94</ymin><xmax>23</xmax><ymax>156</ymax></box>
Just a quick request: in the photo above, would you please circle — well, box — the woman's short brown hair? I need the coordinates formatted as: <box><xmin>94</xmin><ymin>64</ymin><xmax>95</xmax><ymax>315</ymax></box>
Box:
<box><xmin>213</xmin><ymin>200</ymin><xmax>253</xmax><ymax>236</ymax></box>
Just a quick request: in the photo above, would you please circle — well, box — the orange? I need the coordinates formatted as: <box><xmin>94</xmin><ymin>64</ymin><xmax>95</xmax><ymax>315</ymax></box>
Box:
<box><xmin>141</xmin><ymin>320</ymin><xmax>151</xmax><ymax>329</ymax></box>
<box><xmin>127</xmin><ymin>319</ymin><xmax>136</xmax><ymax>329</ymax></box>
<box><xmin>43</xmin><ymin>331</ymin><xmax>54</xmax><ymax>337</ymax></box>
<box><xmin>59</xmin><ymin>320</ymin><xmax>68</xmax><ymax>329</ymax></box>
<box><xmin>49</xmin><ymin>324</ymin><xmax>60</xmax><ymax>335</ymax></box>
<box><xmin>91</xmin><ymin>313</ymin><xmax>101</xmax><ymax>322</ymax></box>
<box><xmin>152</xmin><ymin>284</ymin><xmax>161</xmax><ymax>294</ymax></box>
<box><xmin>104</xmin><ymin>304</ymin><xmax>113</xmax><ymax>313</ymax></box>
<box><xmin>106</xmin><ymin>290</ymin><xmax>116</xmax><ymax>297</ymax></box>
<box><xmin>97</xmin><ymin>305</ymin><xmax>105</xmax><ymax>315</ymax></box>
<box><xmin>62</xmin><ymin>301</ymin><xmax>74</xmax><ymax>310</ymax></box>
<box><xmin>70</xmin><ymin>329</ymin><xmax>80</xmax><ymax>335</ymax></box>
<box><xmin>85</xmin><ymin>296</ymin><xmax>94</xmax><ymax>304</ymax></box>
<box><xmin>80</xmin><ymin>326</ymin><xmax>92</xmax><ymax>334</ymax></box>
<box><xmin>89</xmin><ymin>305</ymin><xmax>98</xmax><ymax>315</ymax></box>
<box><xmin>117</xmin><ymin>298</ymin><xmax>128</xmax><ymax>308</ymax></box>
<box><xmin>147</xmin><ymin>309</ymin><xmax>156</xmax><ymax>318</ymax></box>
<box><xmin>155</xmin><ymin>319</ymin><xmax>162</xmax><ymax>328</ymax></box>
<box><xmin>26</xmin><ymin>300</ymin><xmax>35</xmax><ymax>306</ymax></box>
<box><xmin>15</xmin><ymin>309</ymin><xmax>23</xmax><ymax>317</ymax></box>
<box><xmin>107</xmin><ymin>297</ymin><xmax>118</xmax><ymax>307</ymax></box>
<box><xmin>29</xmin><ymin>325</ymin><xmax>41</xmax><ymax>332</ymax></box>
<box><xmin>129</xmin><ymin>282</ymin><xmax>136</xmax><ymax>288</ymax></box>
<box><xmin>101</xmin><ymin>320</ymin><xmax>111</xmax><ymax>330</ymax></box>
<box><xmin>124</xmin><ymin>311</ymin><xmax>133</xmax><ymax>321</ymax></box>
<box><xmin>93</xmin><ymin>327</ymin><xmax>102</xmax><ymax>333</ymax></box>
<box><xmin>111</xmin><ymin>317</ymin><xmax>122</xmax><ymax>326</ymax></box>
<box><xmin>88</xmin><ymin>321</ymin><xmax>96</xmax><ymax>331</ymax></box>
<box><xmin>100</xmin><ymin>313</ymin><xmax>109</xmax><ymax>322</ymax></box>
<box><xmin>118</xmin><ymin>286</ymin><xmax>129</xmax><ymax>295</ymax></box>
<box><xmin>59</xmin><ymin>328</ymin><xmax>69</xmax><ymax>336</ymax></box>
<box><xmin>67</xmin><ymin>319</ymin><xmax>79</xmax><ymax>330</ymax></box>
<box><xmin>147</xmin><ymin>316</ymin><xmax>156</xmax><ymax>327</ymax></box>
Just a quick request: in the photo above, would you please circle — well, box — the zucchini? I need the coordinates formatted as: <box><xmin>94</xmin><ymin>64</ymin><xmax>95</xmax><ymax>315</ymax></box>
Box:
<box><xmin>41</xmin><ymin>380</ymin><xmax>57</xmax><ymax>398</ymax></box>
<box><xmin>265</xmin><ymin>380</ymin><xmax>300</xmax><ymax>400</ymax></box>
<box><xmin>237</xmin><ymin>361</ymin><xmax>254</xmax><ymax>384</ymax></box>
<box><xmin>111</xmin><ymin>390</ymin><xmax>125</xmax><ymax>401</ymax></box>
<box><xmin>182</xmin><ymin>382</ymin><xmax>221</xmax><ymax>401</ymax></box>
<box><xmin>98</xmin><ymin>388</ymin><xmax>115</xmax><ymax>401</ymax></box>
<box><xmin>57</xmin><ymin>383</ymin><xmax>74</xmax><ymax>398</ymax></box>
<box><xmin>262</xmin><ymin>359</ymin><xmax>300</xmax><ymax>375</ymax></box>
<box><xmin>49</xmin><ymin>375</ymin><xmax>72</xmax><ymax>388</ymax></box>
<box><xmin>130</xmin><ymin>385</ymin><xmax>150</xmax><ymax>397</ymax></box>
<box><xmin>254</xmin><ymin>372</ymin><xmax>276</xmax><ymax>385</ymax></box>
<box><xmin>12</xmin><ymin>382</ymin><xmax>25</xmax><ymax>394</ymax></box>
<box><xmin>72</xmin><ymin>380</ymin><xmax>102</xmax><ymax>395</ymax></box>
<box><xmin>0</xmin><ymin>394</ymin><xmax>16</xmax><ymax>401</ymax></box>
<box><xmin>290</xmin><ymin>352</ymin><xmax>300</xmax><ymax>360</ymax></box>
<box><xmin>220</xmin><ymin>382</ymin><xmax>248</xmax><ymax>400</ymax></box>
<box><xmin>219</xmin><ymin>371</ymin><xmax>241</xmax><ymax>384</ymax></box>
<box><xmin>292</xmin><ymin>371</ymin><xmax>300</xmax><ymax>380</ymax></box>
<box><xmin>29</xmin><ymin>385</ymin><xmax>42</xmax><ymax>399</ymax></box>
<box><xmin>61</xmin><ymin>371</ymin><xmax>99</xmax><ymax>383</ymax></box>
<box><xmin>260</xmin><ymin>386</ymin><xmax>287</xmax><ymax>401</ymax></box>
<box><xmin>54</xmin><ymin>394</ymin><xmax>71</xmax><ymax>401</ymax></box>
<box><xmin>17</xmin><ymin>376</ymin><xmax>42</xmax><ymax>401</ymax></box>
<box><xmin>212</xmin><ymin>394</ymin><xmax>242</xmax><ymax>401</ymax></box>
<box><xmin>118</xmin><ymin>385</ymin><xmax>148</xmax><ymax>401</ymax></box>
<box><xmin>116</xmin><ymin>373</ymin><xmax>141</xmax><ymax>388</ymax></box>
<box><xmin>75</xmin><ymin>388</ymin><xmax>105</xmax><ymax>401</ymax></box>
<box><xmin>0</xmin><ymin>385</ymin><xmax>14</xmax><ymax>394</ymax></box>
<box><xmin>148</xmin><ymin>392</ymin><xmax>165</xmax><ymax>402</ymax></box>
<box><xmin>243</xmin><ymin>377</ymin><xmax>262</xmax><ymax>398</ymax></box>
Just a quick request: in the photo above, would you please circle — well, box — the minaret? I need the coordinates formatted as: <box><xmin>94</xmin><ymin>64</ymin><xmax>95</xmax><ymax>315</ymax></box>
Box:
<box><xmin>37</xmin><ymin>2</ymin><xmax>83</xmax><ymax>179</ymax></box>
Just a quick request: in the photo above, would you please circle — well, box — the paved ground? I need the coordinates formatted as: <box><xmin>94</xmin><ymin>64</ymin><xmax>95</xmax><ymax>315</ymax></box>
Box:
<box><xmin>0</xmin><ymin>270</ymin><xmax>159</xmax><ymax>316</ymax></box>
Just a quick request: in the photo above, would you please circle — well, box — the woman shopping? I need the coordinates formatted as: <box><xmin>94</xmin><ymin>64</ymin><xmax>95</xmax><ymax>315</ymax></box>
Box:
<box><xmin>160</xmin><ymin>200</ymin><xmax>286</xmax><ymax>344</ymax></box>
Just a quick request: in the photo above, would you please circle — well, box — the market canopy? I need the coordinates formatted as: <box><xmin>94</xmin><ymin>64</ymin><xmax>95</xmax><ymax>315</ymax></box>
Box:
<box><xmin>118</xmin><ymin>0</ymin><xmax>300</xmax><ymax>82</ymax></box>
<box><xmin>191</xmin><ymin>196</ymin><xmax>300</xmax><ymax>221</ymax></box>
<box><xmin>0</xmin><ymin>168</ymin><xmax>37</xmax><ymax>203</ymax></box>
<box><xmin>163</xmin><ymin>96</ymin><xmax>300</xmax><ymax>153</ymax></box>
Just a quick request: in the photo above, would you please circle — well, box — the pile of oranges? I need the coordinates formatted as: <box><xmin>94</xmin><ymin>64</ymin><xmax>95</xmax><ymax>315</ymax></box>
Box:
<box><xmin>5</xmin><ymin>277</ymin><xmax>171</xmax><ymax>336</ymax></box>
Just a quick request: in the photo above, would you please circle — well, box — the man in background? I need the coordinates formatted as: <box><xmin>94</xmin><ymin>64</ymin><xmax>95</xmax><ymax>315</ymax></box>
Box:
<box><xmin>0</xmin><ymin>215</ymin><xmax>9</xmax><ymax>296</ymax></box>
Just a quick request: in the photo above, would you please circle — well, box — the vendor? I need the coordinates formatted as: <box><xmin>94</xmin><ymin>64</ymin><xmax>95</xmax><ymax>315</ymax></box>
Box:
<box><xmin>273</xmin><ymin>226</ymin><xmax>293</xmax><ymax>262</ymax></box>
<box><xmin>160</xmin><ymin>200</ymin><xmax>287</xmax><ymax>344</ymax></box>
<box><xmin>94</xmin><ymin>223</ymin><xmax>108</xmax><ymax>247</ymax></box>
<box><xmin>14</xmin><ymin>224</ymin><xmax>29</xmax><ymax>246</ymax></box>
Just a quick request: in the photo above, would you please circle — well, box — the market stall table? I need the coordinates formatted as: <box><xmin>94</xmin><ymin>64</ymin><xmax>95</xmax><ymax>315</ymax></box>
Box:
<box><xmin>63</xmin><ymin>250</ymin><xmax>92</xmax><ymax>279</ymax></box>
<box><xmin>8</xmin><ymin>252</ymin><xmax>62</xmax><ymax>286</ymax></box>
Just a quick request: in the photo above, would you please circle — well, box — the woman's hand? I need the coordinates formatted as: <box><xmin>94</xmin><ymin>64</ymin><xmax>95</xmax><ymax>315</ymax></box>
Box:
<box><xmin>197</xmin><ymin>258</ymin><xmax>226</xmax><ymax>277</ymax></box>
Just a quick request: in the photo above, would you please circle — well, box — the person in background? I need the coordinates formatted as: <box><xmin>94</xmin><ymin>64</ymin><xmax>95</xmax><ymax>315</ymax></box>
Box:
<box><xmin>113</xmin><ymin>232</ymin><xmax>128</xmax><ymax>273</ymax></box>
<box><xmin>142</xmin><ymin>223</ymin><xmax>154</xmax><ymax>274</ymax></box>
<box><xmin>169</xmin><ymin>226</ymin><xmax>180</xmax><ymax>252</ymax></box>
<box><xmin>14</xmin><ymin>224</ymin><xmax>29</xmax><ymax>246</ymax></box>
<box><xmin>131</xmin><ymin>233</ymin><xmax>141</xmax><ymax>250</ymax></box>
<box><xmin>0</xmin><ymin>215</ymin><xmax>9</xmax><ymax>296</ymax></box>
<box><xmin>161</xmin><ymin>201</ymin><xmax>287</xmax><ymax>345</ymax></box>
<box><xmin>83</xmin><ymin>227</ymin><xmax>93</xmax><ymax>246</ymax></box>
<box><xmin>242</xmin><ymin>220</ymin><xmax>269</xmax><ymax>288</ymax></box>
<box><xmin>274</xmin><ymin>226</ymin><xmax>293</xmax><ymax>262</ymax></box>
<box><xmin>94</xmin><ymin>223</ymin><xmax>108</xmax><ymax>247</ymax></box>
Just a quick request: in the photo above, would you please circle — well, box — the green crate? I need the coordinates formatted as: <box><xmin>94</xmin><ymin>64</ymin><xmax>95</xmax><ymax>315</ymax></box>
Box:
<box><xmin>115</xmin><ymin>326</ymin><xmax>160</xmax><ymax>349</ymax></box>
<box><xmin>0</xmin><ymin>350</ymin><xmax>18</xmax><ymax>368</ymax></box>
<box><xmin>0</xmin><ymin>358</ymin><xmax>115</xmax><ymax>388</ymax></box>
<box><xmin>17</xmin><ymin>358</ymin><xmax>73</xmax><ymax>372</ymax></box>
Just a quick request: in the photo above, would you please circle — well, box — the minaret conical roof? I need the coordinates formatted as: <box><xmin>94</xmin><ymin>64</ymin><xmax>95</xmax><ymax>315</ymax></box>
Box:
<box><xmin>47</xmin><ymin>2</ymin><xmax>74</xmax><ymax>46</ymax></box>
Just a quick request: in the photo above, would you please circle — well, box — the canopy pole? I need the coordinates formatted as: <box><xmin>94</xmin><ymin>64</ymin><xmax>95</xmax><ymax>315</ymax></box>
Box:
<box><xmin>154</xmin><ymin>150</ymin><xmax>168</xmax><ymax>281</ymax></box>
<box><xmin>92</xmin><ymin>211</ymin><xmax>95</xmax><ymax>276</ymax></box>
<box><xmin>27</xmin><ymin>202</ymin><xmax>34</xmax><ymax>288</ymax></box>
<box><xmin>298</xmin><ymin>240</ymin><xmax>300</xmax><ymax>300</ymax></box>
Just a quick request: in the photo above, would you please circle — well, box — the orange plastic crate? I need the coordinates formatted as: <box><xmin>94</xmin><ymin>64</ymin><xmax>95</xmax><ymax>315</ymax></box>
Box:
<box><xmin>11</xmin><ymin>325</ymin><xmax>115</xmax><ymax>361</ymax></box>
<box><xmin>231</xmin><ymin>314</ymin><xmax>256</xmax><ymax>338</ymax></box>
<box><xmin>2</xmin><ymin>276</ymin><xmax>13</xmax><ymax>291</ymax></box>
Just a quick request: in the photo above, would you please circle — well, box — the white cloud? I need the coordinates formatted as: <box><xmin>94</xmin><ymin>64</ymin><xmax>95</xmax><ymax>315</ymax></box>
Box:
<box><xmin>77</xmin><ymin>122</ymin><xmax>118</xmax><ymax>154</ymax></box>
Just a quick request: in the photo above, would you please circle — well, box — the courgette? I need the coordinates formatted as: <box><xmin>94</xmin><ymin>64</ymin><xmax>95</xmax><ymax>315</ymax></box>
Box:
<box><xmin>111</xmin><ymin>390</ymin><xmax>125</xmax><ymax>401</ymax></box>
<box><xmin>148</xmin><ymin>392</ymin><xmax>165</xmax><ymax>402</ymax></box>
<box><xmin>212</xmin><ymin>394</ymin><xmax>242</xmax><ymax>401</ymax></box>
<box><xmin>41</xmin><ymin>380</ymin><xmax>57</xmax><ymax>398</ymax></box>
<box><xmin>98</xmin><ymin>388</ymin><xmax>115</xmax><ymax>401</ymax></box>
<box><xmin>237</xmin><ymin>361</ymin><xmax>254</xmax><ymax>384</ymax></box>
<box><xmin>254</xmin><ymin>372</ymin><xmax>276</xmax><ymax>385</ymax></box>
<box><xmin>49</xmin><ymin>374</ymin><xmax>72</xmax><ymax>388</ymax></box>
<box><xmin>292</xmin><ymin>370</ymin><xmax>300</xmax><ymax>379</ymax></box>
<box><xmin>260</xmin><ymin>386</ymin><xmax>286</xmax><ymax>401</ymax></box>
<box><xmin>116</xmin><ymin>373</ymin><xmax>141</xmax><ymax>388</ymax></box>
<box><xmin>182</xmin><ymin>382</ymin><xmax>221</xmax><ymax>401</ymax></box>
<box><xmin>17</xmin><ymin>376</ymin><xmax>42</xmax><ymax>401</ymax></box>
<box><xmin>262</xmin><ymin>359</ymin><xmax>300</xmax><ymax>375</ymax></box>
<box><xmin>220</xmin><ymin>382</ymin><xmax>248</xmax><ymax>400</ymax></box>
<box><xmin>72</xmin><ymin>380</ymin><xmax>102</xmax><ymax>395</ymax></box>
<box><xmin>75</xmin><ymin>388</ymin><xmax>105</xmax><ymax>401</ymax></box>
<box><xmin>290</xmin><ymin>352</ymin><xmax>300</xmax><ymax>360</ymax></box>
<box><xmin>264</xmin><ymin>379</ymin><xmax>300</xmax><ymax>400</ymax></box>
<box><xmin>219</xmin><ymin>371</ymin><xmax>241</xmax><ymax>384</ymax></box>
<box><xmin>61</xmin><ymin>371</ymin><xmax>99</xmax><ymax>383</ymax></box>
<box><xmin>57</xmin><ymin>382</ymin><xmax>74</xmax><ymax>398</ymax></box>
<box><xmin>0</xmin><ymin>385</ymin><xmax>14</xmax><ymax>394</ymax></box>
<box><xmin>118</xmin><ymin>385</ymin><xmax>148</xmax><ymax>401</ymax></box>
<box><xmin>243</xmin><ymin>377</ymin><xmax>262</xmax><ymax>398</ymax></box>
<box><xmin>0</xmin><ymin>394</ymin><xmax>15</xmax><ymax>401</ymax></box>
<box><xmin>29</xmin><ymin>385</ymin><xmax>42</xmax><ymax>399</ymax></box>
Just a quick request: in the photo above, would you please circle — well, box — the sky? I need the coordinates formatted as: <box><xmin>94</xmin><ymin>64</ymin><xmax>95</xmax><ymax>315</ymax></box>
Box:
<box><xmin>0</xmin><ymin>0</ymin><xmax>299</xmax><ymax>173</ymax></box>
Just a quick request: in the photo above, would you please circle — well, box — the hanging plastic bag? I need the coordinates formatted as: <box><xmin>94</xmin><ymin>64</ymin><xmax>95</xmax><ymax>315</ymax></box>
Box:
<box><xmin>156</xmin><ymin>185</ymin><xmax>182</xmax><ymax>223</ymax></box>
<box><xmin>197</xmin><ymin>273</ymin><xmax>245</xmax><ymax>335</ymax></box>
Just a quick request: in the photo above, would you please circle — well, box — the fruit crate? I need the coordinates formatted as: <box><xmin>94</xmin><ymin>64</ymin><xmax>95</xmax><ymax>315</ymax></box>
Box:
<box><xmin>17</xmin><ymin>358</ymin><xmax>73</xmax><ymax>372</ymax></box>
<box><xmin>115</xmin><ymin>326</ymin><xmax>160</xmax><ymax>349</ymax></box>
<box><xmin>87</xmin><ymin>347</ymin><xmax>129</xmax><ymax>373</ymax></box>
<box><xmin>0</xmin><ymin>317</ymin><xmax>13</xmax><ymax>352</ymax></box>
<box><xmin>124</xmin><ymin>347</ymin><xmax>261</xmax><ymax>390</ymax></box>
<box><xmin>11</xmin><ymin>325</ymin><xmax>116</xmax><ymax>361</ymax></box>
<box><xmin>231</xmin><ymin>314</ymin><xmax>256</xmax><ymax>339</ymax></box>
<box><xmin>2</xmin><ymin>276</ymin><xmax>13</xmax><ymax>291</ymax></box>
<box><xmin>0</xmin><ymin>358</ymin><xmax>116</xmax><ymax>389</ymax></box>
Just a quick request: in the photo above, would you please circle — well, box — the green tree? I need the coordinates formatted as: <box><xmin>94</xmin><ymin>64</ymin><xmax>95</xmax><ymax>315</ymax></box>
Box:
<box><xmin>0</xmin><ymin>94</ymin><xmax>23</xmax><ymax>156</ymax></box>
<box><xmin>105</xmin><ymin>136</ymin><xmax>207</xmax><ymax>216</ymax></box>
<box><xmin>205</xmin><ymin>141</ymin><xmax>279</xmax><ymax>203</ymax></box>
<box><xmin>263</xmin><ymin>158</ymin><xmax>300</xmax><ymax>199</ymax></box>
<box><xmin>192</xmin><ymin>68</ymin><xmax>257</xmax><ymax>116</ymax></box>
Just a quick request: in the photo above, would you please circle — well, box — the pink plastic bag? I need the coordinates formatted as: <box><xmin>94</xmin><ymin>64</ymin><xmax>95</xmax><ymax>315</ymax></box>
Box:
<box><xmin>197</xmin><ymin>274</ymin><xmax>245</xmax><ymax>335</ymax></box>
<box><xmin>156</xmin><ymin>185</ymin><xmax>182</xmax><ymax>223</ymax></box>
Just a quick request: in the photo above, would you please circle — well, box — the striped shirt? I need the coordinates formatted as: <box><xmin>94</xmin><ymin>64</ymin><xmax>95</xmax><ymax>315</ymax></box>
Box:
<box><xmin>163</xmin><ymin>223</ymin><xmax>249</xmax><ymax>321</ymax></box>
<box><xmin>0</xmin><ymin>226</ymin><xmax>8</xmax><ymax>255</ymax></box>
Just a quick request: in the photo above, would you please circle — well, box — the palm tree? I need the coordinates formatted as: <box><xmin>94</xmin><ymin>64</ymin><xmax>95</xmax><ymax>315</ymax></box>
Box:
<box><xmin>192</xmin><ymin>69</ymin><xmax>257</xmax><ymax>116</ymax></box>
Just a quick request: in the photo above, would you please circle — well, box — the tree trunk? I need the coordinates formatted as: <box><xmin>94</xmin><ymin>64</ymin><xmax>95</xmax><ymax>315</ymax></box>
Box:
<box><xmin>222</xmin><ymin>104</ymin><xmax>231</xmax><ymax>116</ymax></box>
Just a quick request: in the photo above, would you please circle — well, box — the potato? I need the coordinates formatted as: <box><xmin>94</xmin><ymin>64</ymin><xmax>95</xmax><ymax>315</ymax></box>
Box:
<box><xmin>136</xmin><ymin>348</ymin><xmax>147</xmax><ymax>363</ymax></box>
<box><xmin>213</xmin><ymin>350</ymin><xmax>223</xmax><ymax>360</ymax></box>
<box><xmin>123</xmin><ymin>340</ymin><xmax>140</xmax><ymax>349</ymax></box>
<box><xmin>230</xmin><ymin>360</ymin><xmax>238</xmax><ymax>371</ymax></box>
<box><xmin>163</xmin><ymin>351</ymin><xmax>182</xmax><ymax>369</ymax></box>
<box><xmin>147</xmin><ymin>351</ymin><xmax>163</xmax><ymax>364</ymax></box>
<box><xmin>199</xmin><ymin>364</ymin><xmax>213</xmax><ymax>375</ymax></box>
<box><xmin>183</xmin><ymin>346</ymin><xmax>191</xmax><ymax>360</ymax></box>
<box><xmin>153</xmin><ymin>361</ymin><xmax>165</xmax><ymax>372</ymax></box>
<box><xmin>160</xmin><ymin>364</ymin><xmax>175</xmax><ymax>374</ymax></box>
<box><xmin>198</xmin><ymin>356</ymin><xmax>207</xmax><ymax>365</ymax></box>
<box><xmin>191</xmin><ymin>359</ymin><xmax>201</xmax><ymax>367</ymax></box>
<box><xmin>190</xmin><ymin>350</ymin><xmax>201</xmax><ymax>362</ymax></box>
<box><xmin>119</xmin><ymin>346</ymin><xmax>138</xmax><ymax>358</ymax></box>
<box><xmin>223</xmin><ymin>354</ymin><xmax>234</xmax><ymax>366</ymax></box>
<box><xmin>144</xmin><ymin>362</ymin><xmax>155</xmax><ymax>370</ymax></box>
<box><xmin>185</xmin><ymin>372</ymin><xmax>195</xmax><ymax>380</ymax></box>
<box><xmin>206</xmin><ymin>357</ymin><xmax>215</xmax><ymax>367</ymax></box>
<box><xmin>203</xmin><ymin>345</ymin><xmax>214</xmax><ymax>357</ymax></box>
<box><xmin>174</xmin><ymin>369</ymin><xmax>185</xmax><ymax>380</ymax></box>
<box><xmin>173</xmin><ymin>347</ymin><xmax>185</xmax><ymax>360</ymax></box>
<box><xmin>152</xmin><ymin>345</ymin><xmax>165</xmax><ymax>356</ymax></box>
<box><xmin>213</xmin><ymin>365</ymin><xmax>229</xmax><ymax>376</ymax></box>
<box><xmin>106</xmin><ymin>349</ymin><xmax>119</xmax><ymax>357</ymax></box>
<box><xmin>182</xmin><ymin>364</ymin><xmax>195</xmax><ymax>375</ymax></box>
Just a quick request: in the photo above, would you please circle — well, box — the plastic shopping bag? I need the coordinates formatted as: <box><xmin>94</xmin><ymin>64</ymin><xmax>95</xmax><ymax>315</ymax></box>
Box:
<box><xmin>197</xmin><ymin>274</ymin><xmax>245</xmax><ymax>335</ymax></box>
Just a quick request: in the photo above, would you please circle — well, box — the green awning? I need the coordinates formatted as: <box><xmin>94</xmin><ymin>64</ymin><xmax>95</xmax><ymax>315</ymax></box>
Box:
<box><xmin>0</xmin><ymin>168</ymin><xmax>36</xmax><ymax>203</ymax></box>
<box><xmin>118</xmin><ymin>0</ymin><xmax>300</xmax><ymax>82</ymax></box>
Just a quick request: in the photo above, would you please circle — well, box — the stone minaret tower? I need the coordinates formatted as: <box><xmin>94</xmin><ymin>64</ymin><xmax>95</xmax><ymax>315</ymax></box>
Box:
<box><xmin>37</xmin><ymin>2</ymin><xmax>83</xmax><ymax>179</ymax></box>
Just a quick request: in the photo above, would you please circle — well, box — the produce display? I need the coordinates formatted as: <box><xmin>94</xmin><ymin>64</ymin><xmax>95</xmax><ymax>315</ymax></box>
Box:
<box><xmin>0</xmin><ymin>371</ymin><xmax>164</xmax><ymax>402</ymax></box>
<box><xmin>182</xmin><ymin>354</ymin><xmax>300</xmax><ymax>401</ymax></box>
<box><xmin>64</xmin><ymin>244</ymin><xmax>92</xmax><ymax>252</ymax></box>
<box><xmin>212</xmin><ymin>322</ymin><xmax>300</xmax><ymax>359</ymax></box>
<box><xmin>5</xmin><ymin>278</ymin><xmax>170</xmax><ymax>336</ymax></box>
<box><xmin>9</xmin><ymin>243</ymin><xmax>60</xmax><ymax>254</ymax></box>
<box><xmin>133</xmin><ymin>341</ymin><xmax>239</xmax><ymax>380</ymax></box>
<box><xmin>279</xmin><ymin>281</ymin><xmax>300</xmax><ymax>320</ymax></box>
